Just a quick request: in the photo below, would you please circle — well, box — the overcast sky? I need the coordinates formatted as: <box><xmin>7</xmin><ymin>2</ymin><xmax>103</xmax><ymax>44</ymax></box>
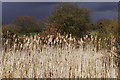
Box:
<box><xmin>2</xmin><ymin>2</ymin><xmax>118</xmax><ymax>24</ymax></box>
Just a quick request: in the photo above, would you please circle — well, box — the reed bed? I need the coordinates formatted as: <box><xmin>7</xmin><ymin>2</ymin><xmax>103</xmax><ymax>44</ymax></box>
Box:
<box><xmin>0</xmin><ymin>33</ymin><xmax>119</xmax><ymax>78</ymax></box>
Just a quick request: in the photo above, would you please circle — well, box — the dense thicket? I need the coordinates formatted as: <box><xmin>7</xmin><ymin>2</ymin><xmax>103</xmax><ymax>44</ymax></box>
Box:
<box><xmin>48</xmin><ymin>3</ymin><xmax>91</xmax><ymax>37</ymax></box>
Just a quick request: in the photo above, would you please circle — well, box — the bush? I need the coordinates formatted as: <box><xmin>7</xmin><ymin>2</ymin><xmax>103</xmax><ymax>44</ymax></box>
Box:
<box><xmin>2</xmin><ymin>24</ymin><xmax>20</xmax><ymax>38</ymax></box>
<box><xmin>48</xmin><ymin>2</ymin><xmax>91</xmax><ymax>37</ymax></box>
<box><xmin>12</xmin><ymin>16</ymin><xmax>41</xmax><ymax>33</ymax></box>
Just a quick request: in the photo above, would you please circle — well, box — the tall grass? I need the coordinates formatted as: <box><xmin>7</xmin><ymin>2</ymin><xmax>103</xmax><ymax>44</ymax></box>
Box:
<box><xmin>0</xmin><ymin>33</ymin><xmax>119</xmax><ymax>78</ymax></box>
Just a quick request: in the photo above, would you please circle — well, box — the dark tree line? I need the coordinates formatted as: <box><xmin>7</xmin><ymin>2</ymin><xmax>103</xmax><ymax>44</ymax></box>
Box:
<box><xmin>2</xmin><ymin>2</ymin><xmax>119</xmax><ymax>39</ymax></box>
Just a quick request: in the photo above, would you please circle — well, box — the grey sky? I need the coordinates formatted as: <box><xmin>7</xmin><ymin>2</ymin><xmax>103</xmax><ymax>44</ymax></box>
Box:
<box><xmin>2</xmin><ymin>2</ymin><xmax>118</xmax><ymax>24</ymax></box>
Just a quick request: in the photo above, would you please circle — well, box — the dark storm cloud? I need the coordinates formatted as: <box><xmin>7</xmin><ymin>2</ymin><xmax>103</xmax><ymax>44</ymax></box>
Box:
<box><xmin>2</xmin><ymin>2</ymin><xmax>118</xmax><ymax>24</ymax></box>
<box><xmin>78</xmin><ymin>2</ymin><xmax>118</xmax><ymax>23</ymax></box>
<box><xmin>3</xmin><ymin>2</ymin><xmax>58</xmax><ymax>9</ymax></box>
<box><xmin>78</xmin><ymin>2</ymin><xmax>118</xmax><ymax>12</ymax></box>
<box><xmin>2</xmin><ymin>2</ymin><xmax>59</xmax><ymax>24</ymax></box>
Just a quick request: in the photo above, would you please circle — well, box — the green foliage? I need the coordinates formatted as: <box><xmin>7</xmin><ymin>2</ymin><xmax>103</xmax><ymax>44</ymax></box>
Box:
<box><xmin>2</xmin><ymin>24</ymin><xmax>20</xmax><ymax>38</ymax></box>
<box><xmin>88</xmin><ymin>30</ymin><xmax>98</xmax><ymax>35</ymax></box>
<box><xmin>48</xmin><ymin>2</ymin><xmax>91</xmax><ymax>37</ymax></box>
<box><xmin>2</xmin><ymin>24</ymin><xmax>20</xmax><ymax>45</ymax></box>
<box><xmin>94</xmin><ymin>19</ymin><xmax>118</xmax><ymax>38</ymax></box>
<box><xmin>94</xmin><ymin>19</ymin><xmax>119</xmax><ymax>51</ymax></box>
<box><xmin>17</xmin><ymin>32</ymin><xmax>38</xmax><ymax>37</ymax></box>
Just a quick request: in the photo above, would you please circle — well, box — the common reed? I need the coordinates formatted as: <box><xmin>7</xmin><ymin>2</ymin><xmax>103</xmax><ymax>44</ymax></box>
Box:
<box><xmin>0</xmin><ymin>32</ymin><xmax>119</xmax><ymax>78</ymax></box>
